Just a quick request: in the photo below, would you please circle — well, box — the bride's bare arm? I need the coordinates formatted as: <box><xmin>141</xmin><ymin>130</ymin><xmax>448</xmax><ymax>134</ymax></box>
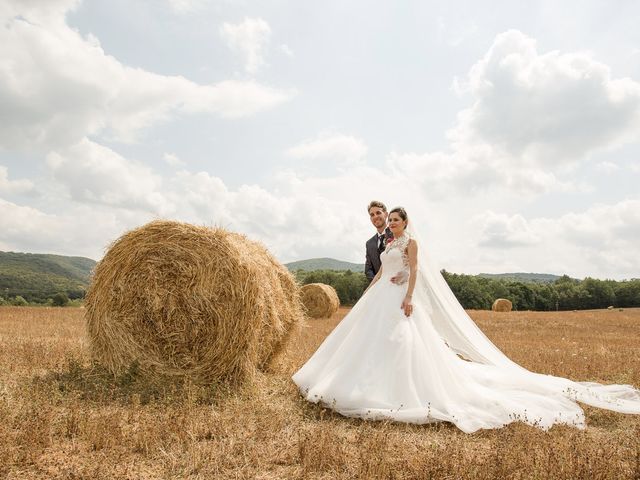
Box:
<box><xmin>401</xmin><ymin>239</ymin><xmax>418</xmax><ymax>316</ymax></box>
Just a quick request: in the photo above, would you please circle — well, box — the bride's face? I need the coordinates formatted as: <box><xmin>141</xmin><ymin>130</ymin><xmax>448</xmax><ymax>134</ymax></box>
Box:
<box><xmin>388</xmin><ymin>212</ymin><xmax>407</xmax><ymax>234</ymax></box>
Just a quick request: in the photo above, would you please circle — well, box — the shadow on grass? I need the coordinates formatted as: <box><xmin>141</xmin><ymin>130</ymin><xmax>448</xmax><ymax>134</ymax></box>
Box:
<box><xmin>293</xmin><ymin>390</ymin><xmax>460</xmax><ymax>434</ymax></box>
<box><xmin>32</xmin><ymin>356</ymin><xmax>227</xmax><ymax>406</ymax></box>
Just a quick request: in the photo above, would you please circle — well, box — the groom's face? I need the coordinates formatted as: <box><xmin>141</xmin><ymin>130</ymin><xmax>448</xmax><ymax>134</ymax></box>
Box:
<box><xmin>369</xmin><ymin>207</ymin><xmax>388</xmax><ymax>230</ymax></box>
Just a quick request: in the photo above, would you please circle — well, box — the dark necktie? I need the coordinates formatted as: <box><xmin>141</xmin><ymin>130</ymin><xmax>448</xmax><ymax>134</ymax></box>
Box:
<box><xmin>377</xmin><ymin>234</ymin><xmax>385</xmax><ymax>253</ymax></box>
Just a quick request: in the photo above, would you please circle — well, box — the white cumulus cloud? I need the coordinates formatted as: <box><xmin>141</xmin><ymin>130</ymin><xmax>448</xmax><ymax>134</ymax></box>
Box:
<box><xmin>163</xmin><ymin>153</ymin><xmax>186</xmax><ymax>168</ymax></box>
<box><xmin>0</xmin><ymin>0</ymin><xmax>81</xmax><ymax>24</ymax></box>
<box><xmin>0</xmin><ymin>166</ymin><xmax>34</xmax><ymax>195</ymax></box>
<box><xmin>474</xmin><ymin>211</ymin><xmax>541</xmax><ymax>248</ymax></box>
<box><xmin>595</xmin><ymin>161</ymin><xmax>620</xmax><ymax>174</ymax></box>
<box><xmin>387</xmin><ymin>146</ymin><xmax>575</xmax><ymax>199</ymax></box>
<box><xmin>0</xmin><ymin>6</ymin><xmax>293</xmax><ymax>151</ymax></box>
<box><xmin>470</xmin><ymin>200</ymin><xmax>640</xmax><ymax>278</ymax></box>
<box><xmin>166</xmin><ymin>0</ymin><xmax>205</xmax><ymax>14</ymax></box>
<box><xmin>220</xmin><ymin>18</ymin><xmax>272</xmax><ymax>75</ymax></box>
<box><xmin>0</xmin><ymin>198</ymin><xmax>63</xmax><ymax>252</ymax></box>
<box><xmin>451</xmin><ymin>30</ymin><xmax>640</xmax><ymax>166</ymax></box>
<box><xmin>389</xmin><ymin>30</ymin><xmax>640</xmax><ymax>200</ymax></box>
<box><xmin>286</xmin><ymin>133</ymin><xmax>368</xmax><ymax>169</ymax></box>
<box><xmin>0</xmin><ymin>196</ymin><xmax>153</xmax><ymax>258</ymax></box>
<box><xmin>46</xmin><ymin>138</ymin><xmax>172</xmax><ymax>214</ymax></box>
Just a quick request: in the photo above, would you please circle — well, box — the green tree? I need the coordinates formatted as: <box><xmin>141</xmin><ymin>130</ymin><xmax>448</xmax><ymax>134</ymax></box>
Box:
<box><xmin>442</xmin><ymin>272</ymin><xmax>492</xmax><ymax>309</ymax></box>
<box><xmin>614</xmin><ymin>280</ymin><xmax>640</xmax><ymax>308</ymax></box>
<box><xmin>52</xmin><ymin>292</ymin><xmax>70</xmax><ymax>307</ymax></box>
<box><xmin>533</xmin><ymin>283</ymin><xmax>558</xmax><ymax>311</ymax></box>
<box><xmin>296</xmin><ymin>268</ymin><xmax>640</xmax><ymax>312</ymax></box>
<box><xmin>485</xmin><ymin>280</ymin><xmax>510</xmax><ymax>304</ymax></box>
<box><xmin>11</xmin><ymin>295</ymin><xmax>28</xmax><ymax>306</ymax></box>
<box><xmin>554</xmin><ymin>276</ymin><xmax>583</xmax><ymax>310</ymax></box>
<box><xmin>581</xmin><ymin>277</ymin><xmax>615</xmax><ymax>309</ymax></box>
<box><xmin>505</xmin><ymin>281</ymin><xmax>537</xmax><ymax>311</ymax></box>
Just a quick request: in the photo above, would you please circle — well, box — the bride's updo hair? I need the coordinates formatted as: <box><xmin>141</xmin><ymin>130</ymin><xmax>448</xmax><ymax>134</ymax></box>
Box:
<box><xmin>389</xmin><ymin>206</ymin><xmax>408</xmax><ymax>229</ymax></box>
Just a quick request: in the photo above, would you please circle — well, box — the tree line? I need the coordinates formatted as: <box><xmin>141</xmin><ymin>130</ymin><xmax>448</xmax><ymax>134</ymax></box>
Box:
<box><xmin>3</xmin><ymin>268</ymin><xmax>638</xmax><ymax>310</ymax></box>
<box><xmin>0</xmin><ymin>292</ymin><xmax>74</xmax><ymax>307</ymax></box>
<box><xmin>295</xmin><ymin>269</ymin><xmax>640</xmax><ymax>310</ymax></box>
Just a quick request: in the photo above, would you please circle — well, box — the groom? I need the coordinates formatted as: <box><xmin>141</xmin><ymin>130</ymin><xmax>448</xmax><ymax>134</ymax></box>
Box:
<box><xmin>365</xmin><ymin>200</ymin><xmax>392</xmax><ymax>282</ymax></box>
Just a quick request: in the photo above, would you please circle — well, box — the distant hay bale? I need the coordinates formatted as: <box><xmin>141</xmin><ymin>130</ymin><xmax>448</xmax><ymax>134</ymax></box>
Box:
<box><xmin>300</xmin><ymin>283</ymin><xmax>340</xmax><ymax>318</ymax></box>
<box><xmin>607</xmin><ymin>305</ymin><xmax>614</xmax><ymax>310</ymax></box>
<box><xmin>85</xmin><ymin>220</ymin><xmax>304</xmax><ymax>385</ymax></box>
<box><xmin>492</xmin><ymin>298</ymin><xmax>512</xmax><ymax>313</ymax></box>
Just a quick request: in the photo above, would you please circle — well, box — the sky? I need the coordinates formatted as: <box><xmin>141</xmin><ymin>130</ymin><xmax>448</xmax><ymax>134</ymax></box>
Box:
<box><xmin>1</xmin><ymin>0</ymin><xmax>639</xmax><ymax>279</ymax></box>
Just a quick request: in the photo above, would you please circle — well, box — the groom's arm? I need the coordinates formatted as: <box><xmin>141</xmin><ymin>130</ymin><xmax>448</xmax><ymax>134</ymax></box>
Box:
<box><xmin>365</xmin><ymin>248</ymin><xmax>375</xmax><ymax>282</ymax></box>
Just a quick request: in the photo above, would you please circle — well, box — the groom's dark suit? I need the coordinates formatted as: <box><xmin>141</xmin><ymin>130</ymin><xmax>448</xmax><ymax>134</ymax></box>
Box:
<box><xmin>365</xmin><ymin>227</ymin><xmax>393</xmax><ymax>283</ymax></box>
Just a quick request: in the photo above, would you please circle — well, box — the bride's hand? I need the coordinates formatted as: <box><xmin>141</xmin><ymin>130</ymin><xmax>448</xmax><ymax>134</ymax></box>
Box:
<box><xmin>401</xmin><ymin>295</ymin><xmax>413</xmax><ymax>317</ymax></box>
<box><xmin>390</xmin><ymin>270</ymin><xmax>408</xmax><ymax>285</ymax></box>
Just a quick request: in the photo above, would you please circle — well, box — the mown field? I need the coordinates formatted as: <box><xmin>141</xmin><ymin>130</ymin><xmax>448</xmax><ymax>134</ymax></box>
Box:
<box><xmin>1</xmin><ymin>306</ymin><xmax>639</xmax><ymax>479</ymax></box>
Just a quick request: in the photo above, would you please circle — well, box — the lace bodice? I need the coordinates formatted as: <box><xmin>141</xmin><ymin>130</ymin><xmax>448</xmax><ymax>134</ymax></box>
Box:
<box><xmin>380</xmin><ymin>233</ymin><xmax>411</xmax><ymax>277</ymax></box>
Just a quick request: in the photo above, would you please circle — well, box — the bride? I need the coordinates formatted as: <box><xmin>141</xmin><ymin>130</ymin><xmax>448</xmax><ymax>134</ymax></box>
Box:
<box><xmin>292</xmin><ymin>207</ymin><xmax>640</xmax><ymax>433</ymax></box>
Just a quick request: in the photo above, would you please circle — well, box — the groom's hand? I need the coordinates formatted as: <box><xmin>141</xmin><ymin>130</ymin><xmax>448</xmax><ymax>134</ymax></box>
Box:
<box><xmin>390</xmin><ymin>270</ymin><xmax>408</xmax><ymax>285</ymax></box>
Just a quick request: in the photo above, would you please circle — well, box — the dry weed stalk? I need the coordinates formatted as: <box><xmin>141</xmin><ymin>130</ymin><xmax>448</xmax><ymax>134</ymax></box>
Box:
<box><xmin>1</xmin><ymin>305</ymin><xmax>639</xmax><ymax>478</ymax></box>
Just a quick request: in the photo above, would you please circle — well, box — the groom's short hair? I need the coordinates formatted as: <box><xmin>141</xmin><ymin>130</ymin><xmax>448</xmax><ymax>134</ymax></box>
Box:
<box><xmin>367</xmin><ymin>200</ymin><xmax>387</xmax><ymax>212</ymax></box>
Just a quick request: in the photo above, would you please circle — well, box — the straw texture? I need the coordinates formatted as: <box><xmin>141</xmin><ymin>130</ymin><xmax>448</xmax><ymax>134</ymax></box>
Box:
<box><xmin>300</xmin><ymin>283</ymin><xmax>340</xmax><ymax>318</ymax></box>
<box><xmin>492</xmin><ymin>298</ymin><xmax>513</xmax><ymax>312</ymax></box>
<box><xmin>85</xmin><ymin>220</ymin><xmax>304</xmax><ymax>384</ymax></box>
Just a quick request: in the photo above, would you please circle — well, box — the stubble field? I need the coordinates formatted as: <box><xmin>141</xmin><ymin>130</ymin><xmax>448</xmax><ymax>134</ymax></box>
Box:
<box><xmin>0</xmin><ymin>306</ymin><xmax>639</xmax><ymax>479</ymax></box>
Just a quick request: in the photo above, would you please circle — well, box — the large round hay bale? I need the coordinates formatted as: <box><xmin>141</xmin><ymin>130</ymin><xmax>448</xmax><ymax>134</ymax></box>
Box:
<box><xmin>492</xmin><ymin>298</ymin><xmax>513</xmax><ymax>312</ymax></box>
<box><xmin>85</xmin><ymin>220</ymin><xmax>304</xmax><ymax>385</ymax></box>
<box><xmin>300</xmin><ymin>283</ymin><xmax>340</xmax><ymax>318</ymax></box>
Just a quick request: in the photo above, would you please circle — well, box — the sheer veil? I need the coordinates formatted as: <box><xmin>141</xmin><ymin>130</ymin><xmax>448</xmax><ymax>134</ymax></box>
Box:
<box><xmin>406</xmin><ymin>223</ymin><xmax>640</xmax><ymax>414</ymax></box>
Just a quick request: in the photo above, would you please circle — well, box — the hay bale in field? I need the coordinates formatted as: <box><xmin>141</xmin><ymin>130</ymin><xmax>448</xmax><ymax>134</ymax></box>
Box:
<box><xmin>300</xmin><ymin>283</ymin><xmax>340</xmax><ymax>319</ymax></box>
<box><xmin>492</xmin><ymin>298</ymin><xmax>512</xmax><ymax>313</ymax></box>
<box><xmin>85</xmin><ymin>220</ymin><xmax>304</xmax><ymax>385</ymax></box>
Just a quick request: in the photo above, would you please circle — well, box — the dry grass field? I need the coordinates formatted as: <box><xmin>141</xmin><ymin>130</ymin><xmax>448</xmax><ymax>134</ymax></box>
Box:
<box><xmin>1</xmin><ymin>306</ymin><xmax>639</xmax><ymax>479</ymax></box>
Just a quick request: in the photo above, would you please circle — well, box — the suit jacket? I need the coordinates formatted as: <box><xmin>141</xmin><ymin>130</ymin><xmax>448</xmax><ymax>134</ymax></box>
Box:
<box><xmin>365</xmin><ymin>227</ymin><xmax>393</xmax><ymax>282</ymax></box>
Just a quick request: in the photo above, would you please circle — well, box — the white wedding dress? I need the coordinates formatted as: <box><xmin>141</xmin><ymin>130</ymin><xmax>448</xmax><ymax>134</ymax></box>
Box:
<box><xmin>292</xmin><ymin>232</ymin><xmax>640</xmax><ymax>433</ymax></box>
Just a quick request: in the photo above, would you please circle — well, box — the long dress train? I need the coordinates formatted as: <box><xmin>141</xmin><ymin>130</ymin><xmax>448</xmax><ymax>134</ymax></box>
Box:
<box><xmin>292</xmin><ymin>233</ymin><xmax>640</xmax><ymax>433</ymax></box>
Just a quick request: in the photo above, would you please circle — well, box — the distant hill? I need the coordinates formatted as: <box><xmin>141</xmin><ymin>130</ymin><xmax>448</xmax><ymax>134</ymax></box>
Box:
<box><xmin>0</xmin><ymin>251</ymin><xmax>96</xmax><ymax>302</ymax></box>
<box><xmin>285</xmin><ymin>257</ymin><xmax>365</xmax><ymax>272</ymax></box>
<box><xmin>0</xmin><ymin>249</ymin><xmax>570</xmax><ymax>304</ymax></box>
<box><xmin>478</xmin><ymin>272</ymin><xmax>563</xmax><ymax>283</ymax></box>
<box><xmin>285</xmin><ymin>258</ymin><xmax>566</xmax><ymax>283</ymax></box>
